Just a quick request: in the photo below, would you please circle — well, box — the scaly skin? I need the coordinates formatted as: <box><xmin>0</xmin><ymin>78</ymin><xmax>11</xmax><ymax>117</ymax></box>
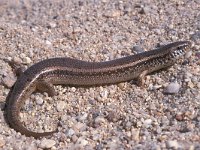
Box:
<box><xmin>5</xmin><ymin>41</ymin><xmax>191</xmax><ymax>138</ymax></box>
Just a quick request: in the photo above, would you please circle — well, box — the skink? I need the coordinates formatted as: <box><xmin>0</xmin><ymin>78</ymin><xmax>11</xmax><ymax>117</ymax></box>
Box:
<box><xmin>5</xmin><ymin>41</ymin><xmax>191</xmax><ymax>138</ymax></box>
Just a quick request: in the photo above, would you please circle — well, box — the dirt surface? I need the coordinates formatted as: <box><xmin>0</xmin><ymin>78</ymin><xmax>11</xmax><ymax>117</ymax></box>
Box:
<box><xmin>0</xmin><ymin>0</ymin><xmax>199</xmax><ymax>149</ymax></box>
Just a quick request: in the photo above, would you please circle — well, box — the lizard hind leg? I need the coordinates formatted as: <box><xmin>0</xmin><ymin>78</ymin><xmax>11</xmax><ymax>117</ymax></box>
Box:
<box><xmin>136</xmin><ymin>70</ymin><xmax>148</xmax><ymax>87</ymax></box>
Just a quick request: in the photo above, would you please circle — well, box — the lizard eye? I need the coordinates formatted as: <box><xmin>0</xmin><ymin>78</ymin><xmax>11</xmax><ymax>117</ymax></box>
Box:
<box><xmin>177</xmin><ymin>46</ymin><xmax>181</xmax><ymax>50</ymax></box>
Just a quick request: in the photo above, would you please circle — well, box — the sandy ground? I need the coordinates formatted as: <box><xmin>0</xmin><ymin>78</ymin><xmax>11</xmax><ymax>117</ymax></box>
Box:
<box><xmin>0</xmin><ymin>0</ymin><xmax>199</xmax><ymax>149</ymax></box>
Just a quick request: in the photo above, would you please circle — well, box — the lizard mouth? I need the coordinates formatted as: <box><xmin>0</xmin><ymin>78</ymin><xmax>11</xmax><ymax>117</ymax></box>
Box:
<box><xmin>171</xmin><ymin>42</ymin><xmax>191</xmax><ymax>58</ymax></box>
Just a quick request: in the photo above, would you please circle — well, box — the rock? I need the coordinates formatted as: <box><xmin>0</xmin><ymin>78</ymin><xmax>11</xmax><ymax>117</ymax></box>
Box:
<box><xmin>191</xmin><ymin>31</ymin><xmax>200</xmax><ymax>42</ymax></box>
<box><xmin>131</xmin><ymin>45</ymin><xmax>144</xmax><ymax>53</ymax></box>
<box><xmin>77</xmin><ymin>113</ymin><xmax>88</xmax><ymax>121</ymax></box>
<box><xmin>0</xmin><ymin>137</ymin><xmax>5</xmax><ymax>148</ymax></box>
<box><xmin>67</xmin><ymin>128</ymin><xmax>75</xmax><ymax>137</ymax></box>
<box><xmin>100</xmin><ymin>90</ymin><xmax>108</xmax><ymax>99</ymax></box>
<box><xmin>107</xmin><ymin>111</ymin><xmax>119</xmax><ymax>122</ymax></box>
<box><xmin>76</xmin><ymin>137</ymin><xmax>88</xmax><ymax>146</ymax></box>
<box><xmin>143</xmin><ymin>119</ymin><xmax>152</xmax><ymax>128</ymax></box>
<box><xmin>35</xmin><ymin>96</ymin><xmax>44</xmax><ymax>105</ymax></box>
<box><xmin>103</xmin><ymin>10</ymin><xmax>121</xmax><ymax>18</ymax></box>
<box><xmin>74</xmin><ymin>122</ymin><xmax>86</xmax><ymax>131</ymax></box>
<box><xmin>164</xmin><ymin>82</ymin><xmax>180</xmax><ymax>94</ymax></box>
<box><xmin>39</xmin><ymin>139</ymin><xmax>56</xmax><ymax>149</ymax></box>
<box><xmin>175</xmin><ymin>113</ymin><xmax>184</xmax><ymax>121</ymax></box>
<box><xmin>94</xmin><ymin>116</ymin><xmax>106</xmax><ymax>125</ymax></box>
<box><xmin>2</xmin><ymin>74</ymin><xmax>16</xmax><ymax>88</ymax></box>
<box><xmin>13</xmin><ymin>56</ymin><xmax>22</xmax><ymax>64</ymax></box>
<box><xmin>23</xmin><ymin>57</ymin><xmax>32</xmax><ymax>64</ymax></box>
<box><xmin>56</xmin><ymin>101</ymin><xmax>66</xmax><ymax>112</ymax></box>
<box><xmin>47</xmin><ymin>22</ymin><xmax>57</xmax><ymax>28</ymax></box>
<box><xmin>166</xmin><ymin>140</ymin><xmax>180</xmax><ymax>149</ymax></box>
<box><xmin>185</xmin><ymin>50</ymin><xmax>192</xmax><ymax>58</ymax></box>
<box><xmin>45</xmin><ymin>40</ymin><xmax>52</xmax><ymax>45</ymax></box>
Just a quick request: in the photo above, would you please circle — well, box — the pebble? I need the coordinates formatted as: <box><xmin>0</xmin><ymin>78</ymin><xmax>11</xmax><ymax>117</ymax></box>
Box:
<box><xmin>191</xmin><ymin>31</ymin><xmax>200</xmax><ymax>41</ymax></box>
<box><xmin>35</xmin><ymin>96</ymin><xmax>44</xmax><ymax>105</ymax></box>
<box><xmin>131</xmin><ymin>45</ymin><xmax>144</xmax><ymax>53</ymax></box>
<box><xmin>196</xmin><ymin>52</ymin><xmax>200</xmax><ymax>59</ymax></box>
<box><xmin>45</xmin><ymin>40</ymin><xmax>52</xmax><ymax>45</ymax></box>
<box><xmin>94</xmin><ymin>116</ymin><xmax>106</xmax><ymax>125</ymax></box>
<box><xmin>197</xmin><ymin>82</ymin><xmax>200</xmax><ymax>89</ymax></box>
<box><xmin>56</xmin><ymin>101</ymin><xmax>66</xmax><ymax>112</ymax></box>
<box><xmin>107</xmin><ymin>111</ymin><xmax>119</xmax><ymax>122</ymax></box>
<box><xmin>0</xmin><ymin>137</ymin><xmax>5</xmax><ymax>148</ymax></box>
<box><xmin>175</xmin><ymin>113</ymin><xmax>184</xmax><ymax>121</ymax></box>
<box><xmin>47</xmin><ymin>22</ymin><xmax>57</xmax><ymax>28</ymax></box>
<box><xmin>166</xmin><ymin>140</ymin><xmax>180</xmax><ymax>149</ymax></box>
<box><xmin>74</xmin><ymin>122</ymin><xmax>86</xmax><ymax>131</ymax></box>
<box><xmin>13</xmin><ymin>56</ymin><xmax>22</xmax><ymax>64</ymax></box>
<box><xmin>143</xmin><ymin>119</ymin><xmax>152</xmax><ymax>128</ymax></box>
<box><xmin>118</xmin><ymin>82</ymin><xmax>126</xmax><ymax>90</ymax></box>
<box><xmin>185</xmin><ymin>50</ymin><xmax>192</xmax><ymax>58</ymax></box>
<box><xmin>164</xmin><ymin>82</ymin><xmax>180</xmax><ymax>94</ymax></box>
<box><xmin>23</xmin><ymin>57</ymin><xmax>32</xmax><ymax>64</ymax></box>
<box><xmin>39</xmin><ymin>139</ymin><xmax>56</xmax><ymax>149</ymax></box>
<box><xmin>70</xmin><ymin>135</ymin><xmax>78</xmax><ymax>143</ymax></box>
<box><xmin>76</xmin><ymin>137</ymin><xmax>88</xmax><ymax>146</ymax></box>
<box><xmin>67</xmin><ymin>128</ymin><xmax>75</xmax><ymax>136</ymax></box>
<box><xmin>103</xmin><ymin>10</ymin><xmax>121</xmax><ymax>18</ymax></box>
<box><xmin>100</xmin><ymin>90</ymin><xmax>108</xmax><ymax>99</ymax></box>
<box><xmin>77</xmin><ymin>112</ymin><xmax>88</xmax><ymax>121</ymax></box>
<box><xmin>19</xmin><ymin>53</ymin><xmax>26</xmax><ymax>59</ymax></box>
<box><xmin>2</xmin><ymin>74</ymin><xmax>16</xmax><ymax>88</ymax></box>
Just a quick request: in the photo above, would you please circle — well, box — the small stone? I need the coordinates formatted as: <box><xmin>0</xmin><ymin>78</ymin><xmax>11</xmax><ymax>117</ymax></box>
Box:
<box><xmin>131</xmin><ymin>45</ymin><xmax>144</xmax><ymax>53</ymax></box>
<box><xmin>78</xmin><ymin>113</ymin><xmax>88</xmax><ymax>121</ymax></box>
<box><xmin>196</xmin><ymin>52</ymin><xmax>200</xmax><ymax>59</ymax></box>
<box><xmin>95</xmin><ymin>116</ymin><xmax>106</xmax><ymax>125</ymax></box>
<box><xmin>13</xmin><ymin>56</ymin><xmax>22</xmax><ymax>64</ymax></box>
<box><xmin>139</xmin><ymin>7</ymin><xmax>151</xmax><ymax>14</ymax></box>
<box><xmin>166</xmin><ymin>140</ymin><xmax>180</xmax><ymax>149</ymax></box>
<box><xmin>131</xmin><ymin>128</ymin><xmax>140</xmax><ymax>141</ymax></box>
<box><xmin>196</xmin><ymin>82</ymin><xmax>200</xmax><ymax>89</ymax></box>
<box><xmin>101</xmin><ymin>0</ymin><xmax>107</xmax><ymax>3</ymax></box>
<box><xmin>35</xmin><ymin>96</ymin><xmax>44</xmax><ymax>105</ymax></box>
<box><xmin>45</xmin><ymin>40</ymin><xmax>52</xmax><ymax>45</ymax></box>
<box><xmin>72</xmin><ymin>135</ymin><xmax>78</xmax><ymax>143</ymax></box>
<box><xmin>191</xmin><ymin>31</ymin><xmax>200</xmax><ymax>42</ymax></box>
<box><xmin>118</xmin><ymin>83</ymin><xmax>125</xmax><ymax>90</ymax></box>
<box><xmin>0</xmin><ymin>137</ymin><xmax>5</xmax><ymax>148</ymax></box>
<box><xmin>92</xmin><ymin>133</ymin><xmax>102</xmax><ymax>141</ymax></box>
<box><xmin>107</xmin><ymin>111</ymin><xmax>119</xmax><ymax>122</ymax></box>
<box><xmin>175</xmin><ymin>113</ymin><xmax>184</xmax><ymax>121</ymax></box>
<box><xmin>103</xmin><ymin>10</ymin><xmax>121</xmax><ymax>18</ymax></box>
<box><xmin>73</xmin><ymin>27</ymin><xmax>83</xmax><ymax>33</ymax></box>
<box><xmin>100</xmin><ymin>90</ymin><xmax>108</xmax><ymax>98</ymax></box>
<box><xmin>20</xmin><ymin>53</ymin><xmax>26</xmax><ymax>59</ymax></box>
<box><xmin>76</xmin><ymin>137</ymin><xmax>88</xmax><ymax>146</ymax></box>
<box><xmin>39</xmin><ymin>139</ymin><xmax>56</xmax><ymax>149</ymax></box>
<box><xmin>2</xmin><ymin>74</ymin><xmax>16</xmax><ymax>88</ymax></box>
<box><xmin>143</xmin><ymin>119</ymin><xmax>152</xmax><ymax>128</ymax></box>
<box><xmin>67</xmin><ymin>128</ymin><xmax>75</xmax><ymax>137</ymax></box>
<box><xmin>185</xmin><ymin>51</ymin><xmax>192</xmax><ymax>58</ymax></box>
<box><xmin>56</xmin><ymin>101</ymin><xmax>66</xmax><ymax>112</ymax></box>
<box><xmin>47</xmin><ymin>22</ymin><xmax>57</xmax><ymax>28</ymax></box>
<box><xmin>164</xmin><ymin>82</ymin><xmax>180</xmax><ymax>94</ymax></box>
<box><xmin>74</xmin><ymin>122</ymin><xmax>86</xmax><ymax>131</ymax></box>
<box><xmin>23</xmin><ymin>57</ymin><xmax>32</xmax><ymax>64</ymax></box>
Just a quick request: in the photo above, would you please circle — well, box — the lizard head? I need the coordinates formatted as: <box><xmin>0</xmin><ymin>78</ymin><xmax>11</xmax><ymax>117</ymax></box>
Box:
<box><xmin>167</xmin><ymin>41</ymin><xmax>191</xmax><ymax>59</ymax></box>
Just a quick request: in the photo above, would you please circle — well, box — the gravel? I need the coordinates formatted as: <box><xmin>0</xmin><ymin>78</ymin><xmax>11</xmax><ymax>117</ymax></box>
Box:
<box><xmin>164</xmin><ymin>82</ymin><xmax>181</xmax><ymax>94</ymax></box>
<box><xmin>39</xmin><ymin>139</ymin><xmax>56</xmax><ymax>149</ymax></box>
<box><xmin>0</xmin><ymin>0</ymin><xmax>199</xmax><ymax>149</ymax></box>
